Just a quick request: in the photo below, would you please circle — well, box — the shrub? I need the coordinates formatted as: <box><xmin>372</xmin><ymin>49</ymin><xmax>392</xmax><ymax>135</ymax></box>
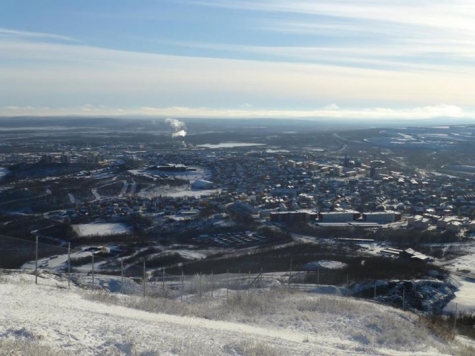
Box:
<box><xmin>69</xmin><ymin>255</ymin><xmax>93</xmax><ymax>267</ymax></box>
<box><xmin>225</xmin><ymin>340</ymin><xmax>284</xmax><ymax>356</ymax></box>
<box><xmin>147</xmin><ymin>253</ymin><xmax>186</xmax><ymax>270</ymax></box>
<box><xmin>424</xmin><ymin>313</ymin><xmax>475</xmax><ymax>341</ymax></box>
<box><xmin>0</xmin><ymin>338</ymin><xmax>71</xmax><ymax>356</ymax></box>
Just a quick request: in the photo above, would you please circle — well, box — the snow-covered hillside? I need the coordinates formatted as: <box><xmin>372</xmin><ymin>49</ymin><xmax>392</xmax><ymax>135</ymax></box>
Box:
<box><xmin>0</xmin><ymin>270</ymin><xmax>473</xmax><ymax>356</ymax></box>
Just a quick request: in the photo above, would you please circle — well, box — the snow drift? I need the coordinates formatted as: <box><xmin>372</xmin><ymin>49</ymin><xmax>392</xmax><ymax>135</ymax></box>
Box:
<box><xmin>0</xmin><ymin>270</ymin><xmax>472</xmax><ymax>355</ymax></box>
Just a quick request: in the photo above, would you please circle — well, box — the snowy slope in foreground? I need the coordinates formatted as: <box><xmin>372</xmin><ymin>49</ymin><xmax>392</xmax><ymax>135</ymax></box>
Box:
<box><xmin>0</xmin><ymin>271</ymin><xmax>469</xmax><ymax>356</ymax></box>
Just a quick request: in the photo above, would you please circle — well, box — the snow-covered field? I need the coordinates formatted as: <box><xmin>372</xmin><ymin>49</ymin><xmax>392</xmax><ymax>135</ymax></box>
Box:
<box><xmin>303</xmin><ymin>260</ymin><xmax>348</xmax><ymax>270</ymax></box>
<box><xmin>434</xmin><ymin>243</ymin><xmax>475</xmax><ymax>314</ymax></box>
<box><xmin>443</xmin><ymin>244</ymin><xmax>475</xmax><ymax>275</ymax></box>
<box><xmin>137</xmin><ymin>184</ymin><xmax>221</xmax><ymax>198</ymax></box>
<box><xmin>73</xmin><ymin>223</ymin><xmax>131</xmax><ymax>237</ymax></box>
<box><xmin>1</xmin><ymin>270</ymin><xmax>473</xmax><ymax>356</ymax></box>
<box><xmin>445</xmin><ymin>276</ymin><xmax>475</xmax><ymax>314</ymax></box>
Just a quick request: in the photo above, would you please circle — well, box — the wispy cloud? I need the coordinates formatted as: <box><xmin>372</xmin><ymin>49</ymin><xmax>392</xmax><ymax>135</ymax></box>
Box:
<box><xmin>191</xmin><ymin>0</ymin><xmax>475</xmax><ymax>33</ymax></box>
<box><xmin>188</xmin><ymin>0</ymin><xmax>475</xmax><ymax>70</ymax></box>
<box><xmin>2</xmin><ymin>0</ymin><xmax>475</xmax><ymax>119</ymax></box>
<box><xmin>159</xmin><ymin>39</ymin><xmax>475</xmax><ymax>72</ymax></box>
<box><xmin>0</xmin><ymin>28</ymin><xmax>76</xmax><ymax>42</ymax></box>
<box><xmin>1</xmin><ymin>33</ymin><xmax>475</xmax><ymax>110</ymax></box>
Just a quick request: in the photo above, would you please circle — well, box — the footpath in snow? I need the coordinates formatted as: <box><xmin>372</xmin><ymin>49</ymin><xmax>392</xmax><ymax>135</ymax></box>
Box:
<box><xmin>0</xmin><ymin>271</ymin><xmax>472</xmax><ymax>356</ymax></box>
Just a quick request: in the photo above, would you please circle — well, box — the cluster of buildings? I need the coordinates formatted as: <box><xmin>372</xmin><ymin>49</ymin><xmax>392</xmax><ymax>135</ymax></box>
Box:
<box><xmin>408</xmin><ymin>215</ymin><xmax>475</xmax><ymax>233</ymax></box>
<box><xmin>138</xmin><ymin>149</ymin><xmax>473</xmax><ymax>235</ymax></box>
<box><xmin>40</xmin><ymin>153</ymin><xmax>103</xmax><ymax>165</ymax></box>
<box><xmin>3</xmin><ymin>139</ymin><xmax>475</xmax><ymax>237</ymax></box>
<box><xmin>269</xmin><ymin>210</ymin><xmax>401</xmax><ymax>226</ymax></box>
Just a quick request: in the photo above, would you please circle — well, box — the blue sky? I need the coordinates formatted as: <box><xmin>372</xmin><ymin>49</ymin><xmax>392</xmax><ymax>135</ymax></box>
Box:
<box><xmin>1</xmin><ymin>0</ymin><xmax>475</xmax><ymax>119</ymax></box>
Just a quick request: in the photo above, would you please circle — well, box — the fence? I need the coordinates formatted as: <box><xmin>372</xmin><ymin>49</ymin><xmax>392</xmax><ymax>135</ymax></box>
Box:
<box><xmin>0</xmin><ymin>234</ymin><xmax>352</xmax><ymax>296</ymax></box>
<box><xmin>0</xmin><ymin>233</ymin><xmax>458</xmax><ymax>324</ymax></box>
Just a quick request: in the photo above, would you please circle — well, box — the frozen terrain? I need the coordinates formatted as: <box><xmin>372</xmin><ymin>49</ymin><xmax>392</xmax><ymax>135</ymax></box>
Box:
<box><xmin>433</xmin><ymin>242</ymin><xmax>475</xmax><ymax>314</ymax></box>
<box><xmin>72</xmin><ymin>223</ymin><xmax>131</xmax><ymax>237</ymax></box>
<box><xmin>0</xmin><ymin>167</ymin><xmax>9</xmax><ymax>179</ymax></box>
<box><xmin>197</xmin><ymin>143</ymin><xmax>266</xmax><ymax>148</ymax></box>
<box><xmin>0</xmin><ymin>270</ymin><xmax>473</xmax><ymax>355</ymax></box>
<box><xmin>137</xmin><ymin>184</ymin><xmax>221</xmax><ymax>199</ymax></box>
<box><xmin>444</xmin><ymin>276</ymin><xmax>475</xmax><ymax>314</ymax></box>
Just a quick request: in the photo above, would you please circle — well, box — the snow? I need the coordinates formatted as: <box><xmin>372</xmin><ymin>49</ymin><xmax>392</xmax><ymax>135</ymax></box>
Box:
<box><xmin>120</xmin><ymin>180</ymin><xmax>128</xmax><ymax>196</ymax></box>
<box><xmin>0</xmin><ymin>167</ymin><xmax>9</xmax><ymax>179</ymax></box>
<box><xmin>144</xmin><ymin>166</ymin><xmax>209</xmax><ymax>182</ymax></box>
<box><xmin>91</xmin><ymin>188</ymin><xmax>101</xmax><ymax>201</ymax></box>
<box><xmin>302</xmin><ymin>260</ymin><xmax>348</xmax><ymax>271</ymax></box>
<box><xmin>444</xmin><ymin>276</ymin><xmax>475</xmax><ymax>314</ymax></box>
<box><xmin>0</xmin><ymin>270</ymin><xmax>466</xmax><ymax>355</ymax></box>
<box><xmin>443</xmin><ymin>244</ymin><xmax>475</xmax><ymax>274</ymax></box>
<box><xmin>130</xmin><ymin>166</ymin><xmax>220</xmax><ymax>198</ymax></box>
<box><xmin>436</xmin><ymin>242</ymin><xmax>475</xmax><ymax>314</ymax></box>
<box><xmin>73</xmin><ymin>223</ymin><xmax>131</xmax><ymax>237</ymax></box>
<box><xmin>137</xmin><ymin>184</ymin><xmax>221</xmax><ymax>198</ymax></box>
<box><xmin>173</xmin><ymin>249</ymin><xmax>208</xmax><ymax>260</ymax></box>
<box><xmin>165</xmin><ymin>188</ymin><xmax>221</xmax><ymax>198</ymax></box>
<box><xmin>130</xmin><ymin>179</ymin><xmax>137</xmax><ymax>195</ymax></box>
<box><xmin>197</xmin><ymin>143</ymin><xmax>266</xmax><ymax>148</ymax></box>
<box><xmin>191</xmin><ymin>179</ymin><xmax>213</xmax><ymax>189</ymax></box>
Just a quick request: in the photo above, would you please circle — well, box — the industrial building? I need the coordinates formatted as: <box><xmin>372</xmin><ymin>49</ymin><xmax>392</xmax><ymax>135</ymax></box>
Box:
<box><xmin>319</xmin><ymin>211</ymin><xmax>360</xmax><ymax>222</ymax></box>
<box><xmin>270</xmin><ymin>211</ymin><xmax>318</xmax><ymax>223</ymax></box>
<box><xmin>363</xmin><ymin>211</ymin><xmax>401</xmax><ymax>224</ymax></box>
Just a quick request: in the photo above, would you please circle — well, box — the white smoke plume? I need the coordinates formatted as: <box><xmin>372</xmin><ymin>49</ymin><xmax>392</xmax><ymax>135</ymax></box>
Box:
<box><xmin>172</xmin><ymin>130</ymin><xmax>187</xmax><ymax>138</ymax></box>
<box><xmin>165</xmin><ymin>118</ymin><xmax>187</xmax><ymax>138</ymax></box>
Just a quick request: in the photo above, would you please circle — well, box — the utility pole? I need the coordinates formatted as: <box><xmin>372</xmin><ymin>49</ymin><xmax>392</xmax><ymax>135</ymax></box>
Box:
<box><xmin>91</xmin><ymin>253</ymin><xmax>95</xmax><ymax>290</ymax></box>
<box><xmin>180</xmin><ymin>271</ymin><xmax>184</xmax><ymax>303</ymax></box>
<box><xmin>35</xmin><ymin>236</ymin><xmax>38</xmax><ymax>285</ymax></box>
<box><xmin>289</xmin><ymin>259</ymin><xmax>292</xmax><ymax>290</ymax></box>
<box><xmin>211</xmin><ymin>271</ymin><xmax>214</xmax><ymax>298</ymax></box>
<box><xmin>402</xmin><ymin>289</ymin><xmax>405</xmax><ymax>310</ymax></box>
<box><xmin>143</xmin><ymin>262</ymin><xmax>146</xmax><ymax>298</ymax></box>
<box><xmin>199</xmin><ymin>273</ymin><xmax>202</xmax><ymax>299</ymax></box>
<box><xmin>120</xmin><ymin>260</ymin><xmax>124</xmax><ymax>294</ymax></box>
<box><xmin>67</xmin><ymin>243</ymin><xmax>71</xmax><ymax>289</ymax></box>
<box><xmin>454</xmin><ymin>303</ymin><xmax>458</xmax><ymax>331</ymax></box>
<box><xmin>346</xmin><ymin>274</ymin><xmax>349</xmax><ymax>297</ymax></box>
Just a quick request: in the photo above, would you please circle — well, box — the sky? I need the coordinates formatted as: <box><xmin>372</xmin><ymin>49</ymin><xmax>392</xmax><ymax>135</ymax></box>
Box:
<box><xmin>1</xmin><ymin>0</ymin><xmax>475</xmax><ymax>120</ymax></box>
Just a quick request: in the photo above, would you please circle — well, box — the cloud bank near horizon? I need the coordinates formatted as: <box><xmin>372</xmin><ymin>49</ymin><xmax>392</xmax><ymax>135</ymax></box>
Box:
<box><xmin>1</xmin><ymin>104</ymin><xmax>467</xmax><ymax>121</ymax></box>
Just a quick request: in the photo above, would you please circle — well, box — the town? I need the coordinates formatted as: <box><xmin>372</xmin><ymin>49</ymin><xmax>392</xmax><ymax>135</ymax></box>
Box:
<box><xmin>1</xmin><ymin>118</ymin><xmax>475</xmax><ymax>288</ymax></box>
